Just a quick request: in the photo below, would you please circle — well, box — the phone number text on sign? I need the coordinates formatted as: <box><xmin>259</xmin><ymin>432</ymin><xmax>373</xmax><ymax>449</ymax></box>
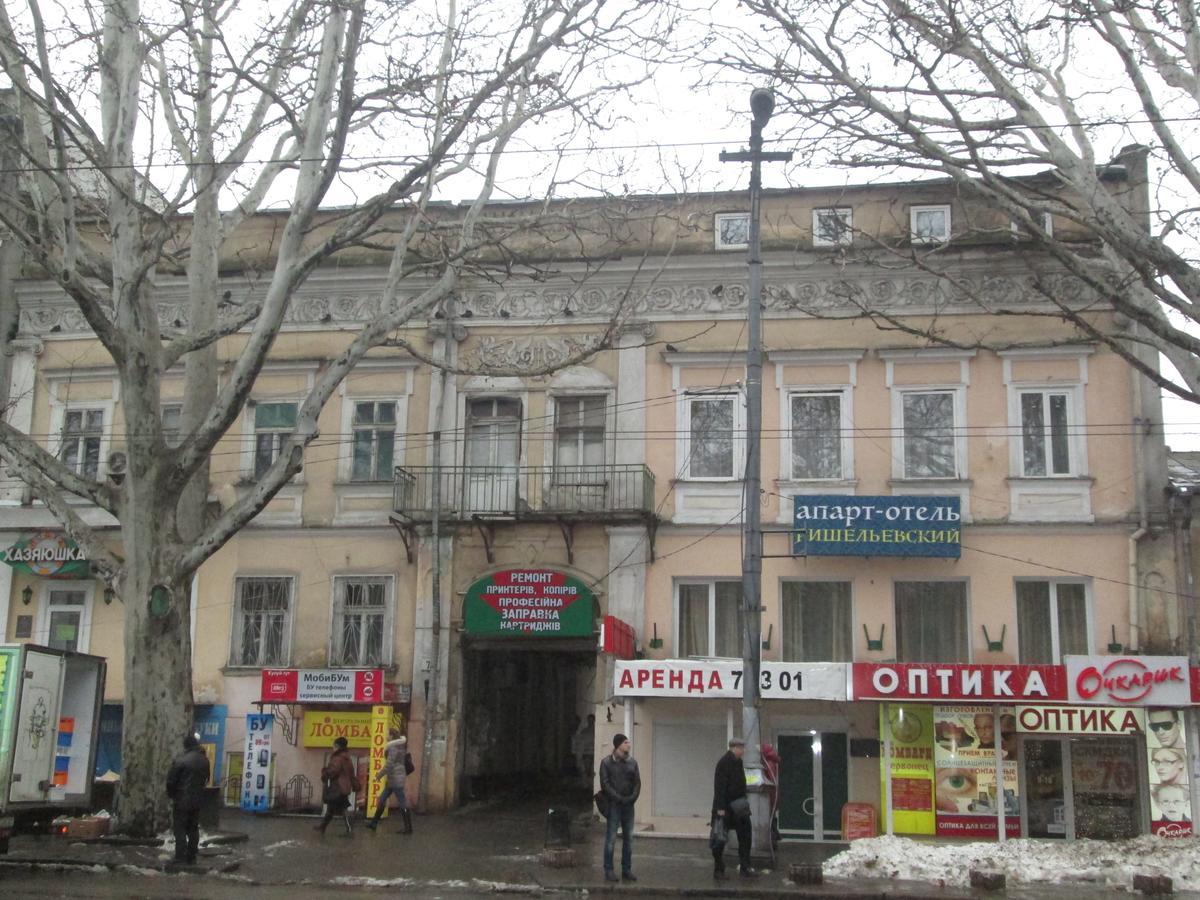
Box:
<box><xmin>614</xmin><ymin>660</ymin><xmax>847</xmax><ymax>700</ymax></box>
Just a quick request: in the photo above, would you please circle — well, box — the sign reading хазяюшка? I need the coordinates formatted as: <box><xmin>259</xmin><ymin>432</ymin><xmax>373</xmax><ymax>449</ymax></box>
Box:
<box><xmin>793</xmin><ymin>495</ymin><xmax>961</xmax><ymax>558</ymax></box>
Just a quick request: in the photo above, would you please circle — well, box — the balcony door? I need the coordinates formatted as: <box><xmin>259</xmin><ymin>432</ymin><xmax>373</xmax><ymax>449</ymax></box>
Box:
<box><xmin>465</xmin><ymin>397</ymin><xmax>521</xmax><ymax>513</ymax></box>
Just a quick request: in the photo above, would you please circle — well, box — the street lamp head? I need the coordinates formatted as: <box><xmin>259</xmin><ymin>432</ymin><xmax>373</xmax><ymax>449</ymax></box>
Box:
<box><xmin>750</xmin><ymin>88</ymin><xmax>775</xmax><ymax>128</ymax></box>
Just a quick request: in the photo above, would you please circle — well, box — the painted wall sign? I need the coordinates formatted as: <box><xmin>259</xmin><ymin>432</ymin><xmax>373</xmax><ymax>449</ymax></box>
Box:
<box><xmin>240</xmin><ymin>713</ymin><xmax>273</xmax><ymax>812</ymax></box>
<box><xmin>259</xmin><ymin>668</ymin><xmax>384</xmax><ymax>704</ymax></box>
<box><xmin>614</xmin><ymin>660</ymin><xmax>848</xmax><ymax>701</ymax></box>
<box><xmin>793</xmin><ymin>496</ymin><xmax>961</xmax><ymax>558</ymax></box>
<box><xmin>463</xmin><ymin>569</ymin><xmax>595</xmax><ymax>637</ymax></box>
<box><xmin>852</xmin><ymin>663</ymin><xmax>1066</xmax><ymax>703</ymax></box>
<box><xmin>1065</xmin><ymin>655</ymin><xmax>1190</xmax><ymax>707</ymax></box>
<box><xmin>1015</xmin><ymin>705</ymin><xmax>1145</xmax><ymax>735</ymax></box>
<box><xmin>1</xmin><ymin>532</ymin><xmax>90</xmax><ymax>578</ymax></box>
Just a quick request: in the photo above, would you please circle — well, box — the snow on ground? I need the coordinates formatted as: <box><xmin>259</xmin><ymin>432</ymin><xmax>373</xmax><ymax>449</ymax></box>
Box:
<box><xmin>824</xmin><ymin>835</ymin><xmax>1200</xmax><ymax>891</ymax></box>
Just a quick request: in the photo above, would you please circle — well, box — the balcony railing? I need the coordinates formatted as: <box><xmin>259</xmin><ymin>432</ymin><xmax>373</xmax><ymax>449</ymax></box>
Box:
<box><xmin>393</xmin><ymin>464</ymin><xmax>655</xmax><ymax>521</ymax></box>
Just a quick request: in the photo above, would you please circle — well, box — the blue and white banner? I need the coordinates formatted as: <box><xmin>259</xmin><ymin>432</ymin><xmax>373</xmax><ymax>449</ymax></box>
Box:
<box><xmin>793</xmin><ymin>495</ymin><xmax>961</xmax><ymax>558</ymax></box>
<box><xmin>241</xmin><ymin>713</ymin><xmax>273</xmax><ymax>812</ymax></box>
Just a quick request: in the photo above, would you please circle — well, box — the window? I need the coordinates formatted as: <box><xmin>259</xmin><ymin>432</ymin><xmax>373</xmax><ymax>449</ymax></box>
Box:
<box><xmin>715</xmin><ymin>212</ymin><xmax>749</xmax><ymax>250</ymax></box>
<box><xmin>43</xmin><ymin>588</ymin><xmax>89</xmax><ymax>652</ymax></box>
<box><xmin>1019</xmin><ymin>389</ymin><xmax>1075</xmax><ymax>476</ymax></box>
<box><xmin>812</xmin><ymin>207</ymin><xmax>852</xmax><ymax>247</ymax></box>
<box><xmin>60</xmin><ymin>408</ymin><xmax>104</xmax><ymax>478</ymax></box>
<box><xmin>230</xmin><ymin>576</ymin><xmax>292</xmax><ymax>667</ymax></box>
<box><xmin>162</xmin><ymin>404</ymin><xmax>182</xmax><ymax>447</ymax></box>
<box><xmin>901</xmin><ymin>390</ymin><xmax>958</xmax><ymax>478</ymax></box>
<box><xmin>351</xmin><ymin>401</ymin><xmax>396</xmax><ymax>482</ymax></box>
<box><xmin>554</xmin><ymin>396</ymin><xmax>605</xmax><ymax>468</ymax></box>
<box><xmin>683</xmin><ymin>393</ymin><xmax>738</xmax><ymax>479</ymax></box>
<box><xmin>252</xmin><ymin>402</ymin><xmax>298</xmax><ymax>479</ymax></box>
<box><xmin>331</xmin><ymin>576</ymin><xmax>391</xmax><ymax>666</ymax></box>
<box><xmin>781</xmin><ymin>581</ymin><xmax>851</xmax><ymax>661</ymax></box>
<box><xmin>677</xmin><ymin>580</ymin><xmax>743</xmax><ymax>658</ymax></box>
<box><xmin>895</xmin><ymin>581</ymin><xmax>968</xmax><ymax>662</ymax></box>
<box><xmin>790</xmin><ymin>392</ymin><xmax>843</xmax><ymax>479</ymax></box>
<box><xmin>466</xmin><ymin>398</ymin><xmax>521</xmax><ymax>467</ymax></box>
<box><xmin>1017</xmin><ymin>580</ymin><xmax>1089</xmax><ymax>664</ymax></box>
<box><xmin>910</xmin><ymin>204</ymin><xmax>950</xmax><ymax>244</ymax></box>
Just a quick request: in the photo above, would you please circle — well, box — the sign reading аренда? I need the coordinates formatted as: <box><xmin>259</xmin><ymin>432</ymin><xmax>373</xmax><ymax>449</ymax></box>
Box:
<box><xmin>464</xmin><ymin>569</ymin><xmax>595</xmax><ymax>637</ymax></box>
<box><xmin>793</xmin><ymin>495</ymin><xmax>961</xmax><ymax>558</ymax></box>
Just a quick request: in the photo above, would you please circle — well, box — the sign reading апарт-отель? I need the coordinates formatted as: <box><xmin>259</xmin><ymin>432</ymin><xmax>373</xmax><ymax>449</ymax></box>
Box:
<box><xmin>793</xmin><ymin>495</ymin><xmax>961</xmax><ymax>558</ymax></box>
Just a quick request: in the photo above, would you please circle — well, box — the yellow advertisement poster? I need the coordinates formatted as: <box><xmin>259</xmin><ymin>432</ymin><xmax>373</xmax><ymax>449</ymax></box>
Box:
<box><xmin>301</xmin><ymin>710</ymin><xmax>372</xmax><ymax>748</ymax></box>
<box><xmin>880</xmin><ymin>703</ymin><xmax>935</xmax><ymax>835</ymax></box>
<box><xmin>366</xmin><ymin>705</ymin><xmax>390</xmax><ymax>817</ymax></box>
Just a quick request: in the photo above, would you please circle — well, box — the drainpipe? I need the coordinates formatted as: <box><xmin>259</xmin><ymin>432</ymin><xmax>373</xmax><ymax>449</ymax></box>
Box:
<box><xmin>1129</xmin><ymin>358</ymin><xmax>1149</xmax><ymax>651</ymax></box>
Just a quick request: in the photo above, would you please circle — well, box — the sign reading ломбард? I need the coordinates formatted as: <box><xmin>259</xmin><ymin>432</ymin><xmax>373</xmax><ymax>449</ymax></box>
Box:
<box><xmin>793</xmin><ymin>496</ymin><xmax>961</xmax><ymax>558</ymax></box>
<box><xmin>463</xmin><ymin>569</ymin><xmax>595</xmax><ymax>637</ymax></box>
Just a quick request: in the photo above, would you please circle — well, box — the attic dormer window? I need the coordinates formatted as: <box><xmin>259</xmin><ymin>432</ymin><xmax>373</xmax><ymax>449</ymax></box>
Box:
<box><xmin>714</xmin><ymin>212</ymin><xmax>749</xmax><ymax>250</ymax></box>
<box><xmin>910</xmin><ymin>204</ymin><xmax>950</xmax><ymax>244</ymax></box>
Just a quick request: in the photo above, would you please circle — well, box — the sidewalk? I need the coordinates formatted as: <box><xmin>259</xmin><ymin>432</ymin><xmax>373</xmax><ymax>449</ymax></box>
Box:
<box><xmin>1</xmin><ymin>802</ymin><xmax>1193</xmax><ymax>898</ymax></box>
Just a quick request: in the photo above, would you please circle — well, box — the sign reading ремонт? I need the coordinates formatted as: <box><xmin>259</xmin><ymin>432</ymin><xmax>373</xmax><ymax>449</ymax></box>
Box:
<box><xmin>464</xmin><ymin>569</ymin><xmax>595</xmax><ymax>637</ymax></box>
<box><xmin>793</xmin><ymin>495</ymin><xmax>961</xmax><ymax>558</ymax></box>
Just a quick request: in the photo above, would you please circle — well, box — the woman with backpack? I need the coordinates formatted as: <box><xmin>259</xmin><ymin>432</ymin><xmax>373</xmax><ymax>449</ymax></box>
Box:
<box><xmin>366</xmin><ymin>729</ymin><xmax>414</xmax><ymax>834</ymax></box>
<box><xmin>316</xmin><ymin>736</ymin><xmax>360</xmax><ymax>835</ymax></box>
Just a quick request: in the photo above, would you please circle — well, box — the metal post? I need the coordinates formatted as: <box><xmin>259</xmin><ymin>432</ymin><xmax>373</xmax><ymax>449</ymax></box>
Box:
<box><xmin>993</xmin><ymin>706</ymin><xmax>1005</xmax><ymax>842</ymax></box>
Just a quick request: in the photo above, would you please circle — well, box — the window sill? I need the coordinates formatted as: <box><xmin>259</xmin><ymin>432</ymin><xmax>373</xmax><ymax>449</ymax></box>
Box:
<box><xmin>221</xmin><ymin>665</ymin><xmax>285</xmax><ymax>676</ymax></box>
<box><xmin>777</xmin><ymin>479</ymin><xmax>858</xmax><ymax>488</ymax></box>
<box><xmin>1006</xmin><ymin>475</ymin><xmax>1094</xmax><ymax>484</ymax></box>
<box><xmin>889</xmin><ymin>477</ymin><xmax>972</xmax><ymax>486</ymax></box>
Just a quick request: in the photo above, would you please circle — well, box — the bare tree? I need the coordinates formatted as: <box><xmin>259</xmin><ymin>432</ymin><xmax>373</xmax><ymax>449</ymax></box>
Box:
<box><xmin>0</xmin><ymin>0</ymin><xmax>672</xmax><ymax>834</ymax></box>
<box><xmin>717</xmin><ymin>0</ymin><xmax>1200</xmax><ymax>400</ymax></box>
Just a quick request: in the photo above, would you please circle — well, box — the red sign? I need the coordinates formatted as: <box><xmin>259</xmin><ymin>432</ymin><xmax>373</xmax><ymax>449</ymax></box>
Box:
<box><xmin>600</xmin><ymin>615</ymin><xmax>636</xmax><ymax>659</ymax></box>
<box><xmin>841</xmin><ymin>802</ymin><xmax>877</xmax><ymax>841</ymax></box>
<box><xmin>936</xmin><ymin>814</ymin><xmax>1020</xmax><ymax>838</ymax></box>
<box><xmin>1066</xmin><ymin>655</ymin><xmax>1189</xmax><ymax>705</ymax></box>
<box><xmin>853</xmin><ymin>663</ymin><xmax>1066</xmax><ymax>703</ymax></box>
<box><xmin>890</xmin><ymin>777</ymin><xmax>932</xmax><ymax>811</ymax></box>
<box><xmin>260</xmin><ymin>669</ymin><xmax>384</xmax><ymax>704</ymax></box>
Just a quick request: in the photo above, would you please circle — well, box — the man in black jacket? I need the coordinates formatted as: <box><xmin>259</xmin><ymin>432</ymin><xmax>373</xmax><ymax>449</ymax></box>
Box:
<box><xmin>711</xmin><ymin>738</ymin><xmax>755</xmax><ymax>878</ymax></box>
<box><xmin>598</xmin><ymin>733</ymin><xmax>640</xmax><ymax>883</ymax></box>
<box><xmin>166</xmin><ymin>733</ymin><xmax>210</xmax><ymax>864</ymax></box>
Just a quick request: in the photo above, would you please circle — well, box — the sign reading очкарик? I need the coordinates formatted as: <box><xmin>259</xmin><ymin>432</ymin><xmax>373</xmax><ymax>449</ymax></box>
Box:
<box><xmin>464</xmin><ymin>569</ymin><xmax>595</xmax><ymax>637</ymax></box>
<box><xmin>793</xmin><ymin>495</ymin><xmax>961</xmax><ymax>558</ymax></box>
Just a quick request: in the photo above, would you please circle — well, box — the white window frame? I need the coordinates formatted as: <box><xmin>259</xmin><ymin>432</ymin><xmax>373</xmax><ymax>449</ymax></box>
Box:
<box><xmin>228</xmin><ymin>575</ymin><xmax>296</xmax><ymax>668</ymax></box>
<box><xmin>346</xmin><ymin>399</ymin><xmax>401</xmax><ymax>483</ymax></box>
<box><xmin>678</xmin><ymin>389</ymin><xmax>744</xmax><ymax>481</ymax></box>
<box><xmin>241</xmin><ymin>399</ymin><xmax>302</xmax><ymax>481</ymax></box>
<box><xmin>50</xmin><ymin>401</ymin><xmax>115</xmax><ymax>483</ymax></box>
<box><xmin>1010</xmin><ymin>384</ymin><xmax>1085</xmax><ymax>478</ymax></box>
<box><xmin>786</xmin><ymin>388</ymin><xmax>852</xmax><ymax>481</ymax></box>
<box><xmin>673</xmin><ymin>578</ymin><xmax>743</xmax><ymax>659</ymax></box>
<box><xmin>892</xmin><ymin>385</ymin><xmax>967</xmax><ymax>480</ymax></box>
<box><xmin>161</xmin><ymin>403</ymin><xmax>183</xmax><ymax>448</ymax></box>
<box><xmin>328</xmin><ymin>574</ymin><xmax>395</xmax><ymax>668</ymax></box>
<box><xmin>779</xmin><ymin>578</ymin><xmax>855</xmax><ymax>663</ymax></box>
<box><xmin>910</xmin><ymin>204</ymin><xmax>951</xmax><ymax>244</ymax></box>
<box><xmin>714</xmin><ymin>212</ymin><xmax>750</xmax><ymax>250</ymax></box>
<box><xmin>893</xmin><ymin>578</ymin><xmax>972</xmax><ymax>664</ymax></box>
<box><xmin>336</xmin><ymin>365</ymin><xmax>414</xmax><ymax>483</ymax></box>
<box><xmin>812</xmin><ymin>207</ymin><xmax>853</xmax><ymax>247</ymax></box>
<box><xmin>551</xmin><ymin>393</ymin><xmax>609</xmax><ymax>470</ymax></box>
<box><xmin>1014</xmin><ymin>578</ymin><xmax>1093</xmax><ymax>664</ymax></box>
<box><xmin>36</xmin><ymin>580</ymin><xmax>95</xmax><ymax>653</ymax></box>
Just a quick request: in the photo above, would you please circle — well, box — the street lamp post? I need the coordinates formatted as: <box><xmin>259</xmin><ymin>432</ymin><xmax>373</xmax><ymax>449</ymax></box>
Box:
<box><xmin>720</xmin><ymin>89</ymin><xmax>792</xmax><ymax>862</ymax></box>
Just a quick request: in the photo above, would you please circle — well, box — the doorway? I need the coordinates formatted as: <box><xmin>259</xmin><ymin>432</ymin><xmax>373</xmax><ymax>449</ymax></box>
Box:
<box><xmin>778</xmin><ymin>732</ymin><xmax>848</xmax><ymax>840</ymax></box>
<box><xmin>1019</xmin><ymin>736</ymin><xmax>1142</xmax><ymax>839</ymax></box>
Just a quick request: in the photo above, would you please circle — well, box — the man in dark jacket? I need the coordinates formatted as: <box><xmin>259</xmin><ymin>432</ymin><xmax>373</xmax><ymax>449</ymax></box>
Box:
<box><xmin>598</xmin><ymin>733</ymin><xmax>640</xmax><ymax>883</ymax></box>
<box><xmin>712</xmin><ymin>738</ymin><xmax>755</xmax><ymax>878</ymax></box>
<box><xmin>166</xmin><ymin>733</ymin><xmax>210</xmax><ymax>864</ymax></box>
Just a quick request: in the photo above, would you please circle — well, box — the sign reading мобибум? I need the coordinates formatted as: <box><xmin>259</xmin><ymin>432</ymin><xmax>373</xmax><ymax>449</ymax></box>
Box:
<box><xmin>793</xmin><ymin>495</ymin><xmax>961</xmax><ymax>558</ymax></box>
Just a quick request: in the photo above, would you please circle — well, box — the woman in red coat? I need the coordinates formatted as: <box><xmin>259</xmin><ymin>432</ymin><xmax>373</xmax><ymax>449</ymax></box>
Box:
<box><xmin>316</xmin><ymin>736</ymin><xmax>360</xmax><ymax>835</ymax></box>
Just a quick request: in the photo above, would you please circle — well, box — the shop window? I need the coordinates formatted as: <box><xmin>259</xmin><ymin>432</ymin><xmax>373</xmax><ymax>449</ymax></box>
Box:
<box><xmin>1018</xmin><ymin>389</ymin><xmax>1078</xmax><ymax>477</ymax></box>
<box><xmin>59</xmin><ymin>408</ymin><xmax>104</xmax><ymax>478</ymax></box>
<box><xmin>789</xmin><ymin>392</ymin><xmax>844</xmax><ymax>480</ymax></box>
<box><xmin>252</xmin><ymin>402</ymin><xmax>298</xmax><ymax>479</ymax></box>
<box><xmin>40</xmin><ymin>586</ymin><xmax>91</xmax><ymax>653</ymax></box>
<box><xmin>1016</xmin><ymin>580</ymin><xmax>1089</xmax><ymax>664</ymax></box>
<box><xmin>781</xmin><ymin>581</ymin><xmax>852</xmax><ymax>662</ymax></box>
<box><xmin>554</xmin><ymin>396</ymin><xmax>605</xmax><ymax>468</ymax></box>
<box><xmin>899</xmin><ymin>389</ymin><xmax>959</xmax><ymax>479</ymax></box>
<box><xmin>676</xmin><ymin>580</ymin><xmax>743</xmax><ymax>658</ymax></box>
<box><xmin>894</xmin><ymin>581</ymin><xmax>968</xmax><ymax>662</ymax></box>
<box><xmin>682</xmin><ymin>392</ymin><xmax>740</xmax><ymax>480</ymax></box>
<box><xmin>229</xmin><ymin>576</ymin><xmax>293</xmax><ymax>667</ymax></box>
<box><xmin>331</xmin><ymin>575</ymin><xmax>392</xmax><ymax>667</ymax></box>
<box><xmin>350</xmin><ymin>401</ymin><xmax>397</xmax><ymax>482</ymax></box>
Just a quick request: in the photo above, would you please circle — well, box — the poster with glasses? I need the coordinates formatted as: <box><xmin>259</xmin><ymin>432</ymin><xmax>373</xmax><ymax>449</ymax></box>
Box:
<box><xmin>932</xmin><ymin>706</ymin><xmax>1019</xmax><ymax>837</ymax></box>
<box><xmin>1146</xmin><ymin>708</ymin><xmax>1191</xmax><ymax>836</ymax></box>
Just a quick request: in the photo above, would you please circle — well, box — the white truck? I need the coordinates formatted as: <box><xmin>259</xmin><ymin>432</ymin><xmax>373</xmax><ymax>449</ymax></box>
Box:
<box><xmin>0</xmin><ymin>643</ymin><xmax>106</xmax><ymax>852</ymax></box>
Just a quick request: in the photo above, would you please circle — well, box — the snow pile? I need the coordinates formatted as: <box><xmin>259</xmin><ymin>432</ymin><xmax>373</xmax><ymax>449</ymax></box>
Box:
<box><xmin>824</xmin><ymin>835</ymin><xmax>1200</xmax><ymax>890</ymax></box>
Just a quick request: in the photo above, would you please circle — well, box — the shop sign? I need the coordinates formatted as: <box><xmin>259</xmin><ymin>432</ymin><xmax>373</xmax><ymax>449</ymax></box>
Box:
<box><xmin>366</xmin><ymin>705</ymin><xmax>390</xmax><ymax>818</ymax></box>
<box><xmin>240</xmin><ymin>713</ymin><xmax>273</xmax><ymax>812</ymax></box>
<box><xmin>194</xmin><ymin>705</ymin><xmax>227</xmax><ymax>784</ymax></box>
<box><xmin>614</xmin><ymin>660</ymin><xmax>848</xmax><ymax>701</ymax></box>
<box><xmin>1016</xmin><ymin>705</ymin><xmax>1145</xmax><ymax>735</ymax></box>
<box><xmin>260</xmin><ymin>668</ymin><xmax>384</xmax><ymax>704</ymax></box>
<box><xmin>301</xmin><ymin>710</ymin><xmax>372</xmax><ymax>748</ymax></box>
<box><xmin>853</xmin><ymin>663</ymin><xmax>1066</xmax><ymax>703</ymax></box>
<box><xmin>0</xmin><ymin>531</ymin><xmax>90</xmax><ymax>578</ymax></box>
<box><xmin>880</xmin><ymin>704</ymin><xmax>935</xmax><ymax>835</ymax></box>
<box><xmin>1065</xmin><ymin>655</ymin><xmax>1189</xmax><ymax>706</ymax></box>
<box><xmin>933</xmin><ymin>706</ymin><xmax>1019</xmax><ymax>838</ymax></box>
<box><xmin>464</xmin><ymin>569</ymin><xmax>595</xmax><ymax>637</ymax></box>
<box><xmin>793</xmin><ymin>496</ymin><xmax>961</xmax><ymax>558</ymax></box>
<box><xmin>600</xmin><ymin>615</ymin><xmax>636</xmax><ymax>659</ymax></box>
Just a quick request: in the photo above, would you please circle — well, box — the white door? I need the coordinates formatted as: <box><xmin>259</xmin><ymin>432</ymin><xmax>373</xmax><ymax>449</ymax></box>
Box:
<box><xmin>465</xmin><ymin>398</ymin><xmax>521</xmax><ymax>513</ymax></box>
<box><xmin>9</xmin><ymin>649</ymin><xmax>64</xmax><ymax>803</ymax></box>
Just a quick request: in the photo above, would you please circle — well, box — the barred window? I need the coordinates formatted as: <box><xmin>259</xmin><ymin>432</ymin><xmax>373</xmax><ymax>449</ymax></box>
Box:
<box><xmin>230</xmin><ymin>577</ymin><xmax>292</xmax><ymax>667</ymax></box>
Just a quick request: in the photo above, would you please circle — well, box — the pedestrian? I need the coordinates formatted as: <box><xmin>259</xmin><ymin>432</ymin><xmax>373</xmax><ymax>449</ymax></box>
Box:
<box><xmin>366</xmin><ymin>729</ymin><xmax>414</xmax><ymax>834</ymax></box>
<box><xmin>711</xmin><ymin>737</ymin><xmax>756</xmax><ymax>879</ymax></box>
<box><xmin>165</xmin><ymin>732</ymin><xmax>210</xmax><ymax>865</ymax></box>
<box><xmin>316</xmin><ymin>736</ymin><xmax>360</xmax><ymax>835</ymax></box>
<box><xmin>598</xmin><ymin>733</ymin><xmax>639</xmax><ymax>883</ymax></box>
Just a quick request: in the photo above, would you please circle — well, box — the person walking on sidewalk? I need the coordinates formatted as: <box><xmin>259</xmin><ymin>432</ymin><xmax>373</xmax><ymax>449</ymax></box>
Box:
<box><xmin>598</xmin><ymin>733</ymin><xmax>640</xmax><ymax>883</ymax></box>
<box><xmin>712</xmin><ymin>738</ymin><xmax>756</xmax><ymax>879</ymax></box>
<box><xmin>166</xmin><ymin>733</ymin><xmax>210</xmax><ymax>865</ymax></box>
<box><xmin>367</xmin><ymin>730</ymin><xmax>414</xmax><ymax>834</ymax></box>
<box><xmin>316</xmin><ymin>736</ymin><xmax>360</xmax><ymax>836</ymax></box>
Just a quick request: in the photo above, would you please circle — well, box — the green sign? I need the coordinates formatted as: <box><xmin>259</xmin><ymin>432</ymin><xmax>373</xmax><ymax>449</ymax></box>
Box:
<box><xmin>0</xmin><ymin>646</ymin><xmax>19</xmax><ymax>791</ymax></box>
<box><xmin>1</xmin><ymin>532</ymin><xmax>90</xmax><ymax>578</ymax></box>
<box><xmin>464</xmin><ymin>569</ymin><xmax>596</xmax><ymax>637</ymax></box>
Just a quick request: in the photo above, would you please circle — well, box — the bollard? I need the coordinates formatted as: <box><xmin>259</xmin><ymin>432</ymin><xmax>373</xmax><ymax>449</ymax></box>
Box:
<box><xmin>1133</xmin><ymin>874</ymin><xmax>1173</xmax><ymax>896</ymax></box>
<box><xmin>969</xmin><ymin>869</ymin><xmax>1006</xmax><ymax>891</ymax></box>
<box><xmin>789</xmin><ymin>863</ymin><xmax>823</xmax><ymax>885</ymax></box>
<box><xmin>544</xmin><ymin>807</ymin><xmax>571</xmax><ymax>848</ymax></box>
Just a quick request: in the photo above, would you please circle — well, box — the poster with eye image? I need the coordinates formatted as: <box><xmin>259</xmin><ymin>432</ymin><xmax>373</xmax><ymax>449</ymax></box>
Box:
<box><xmin>1147</xmin><ymin>708</ymin><xmax>1191</xmax><ymax>837</ymax></box>
<box><xmin>933</xmin><ymin>706</ymin><xmax>1020</xmax><ymax>837</ymax></box>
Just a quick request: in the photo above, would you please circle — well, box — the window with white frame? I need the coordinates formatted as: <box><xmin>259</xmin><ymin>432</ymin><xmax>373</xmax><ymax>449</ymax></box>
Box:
<box><xmin>812</xmin><ymin>207</ymin><xmax>852</xmax><ymax>247</ymax></box>
<box><xmin>42</xmin><ymin>587</ymin><xmax>90</xmax><ymax>653</ymax></box>
<box><xmin>162</xmin><ymin>404</ymin><xmax>182</xmax><ymax>447</ymax></box>
<box><xmin>894</xmin><ymin>581</ymin><xmax>968</xmax><ymax>662</ymax></box>
<box><xmin>790</xmin><ymin>391</ymin><xmax>843</xmax><ymax>479</ymax></box>
<box><xmin>715</xmin><ymin>213</ymin><xmax>749</xmax><ymax>250</ymax></box>
<box><xmin>59</xmin><ymin>408</ymin><xmax>104</xmax><ymax>478</ymax></box>
<box><xmin>781</xmin><ymin>581</ymin><xmax>851</xmax><ymax>661</ymax></box>
<box><xmin>350</xmin><ymin>401</ymin><xmax>397</xmax><ymax>482</ymax></box>
<box><xmin>554</xmin><ymin>396</ymin><xmax>605</xmax><ymax>468</ymax></box>
<box><xmin>331</xmin><ymin>575</ymin><xmax>392</xmax><ymax>666</ymax></box>
<box><xmin>1016</xmin><ymin>580</ymin><xmax>1089</xmax><ymax>664</ymax></box>
<box><xmin>1019</xmin><ymin>388</ymin><xmax>1076</xmax><ymax>476</ymax></box>
<box><xmin>252</xmin><ymin>402</ymin><xmax>298</xmax><ymax>479</ymax></box>
<box><xmin>900</xmin><ymin>389</ymin><xmax>958</xmax><ymax>479</ymax></box>
<box><xmin>683</xmin><ymin>392</ymin><xmax>738</xmax><ymax>479</ymax></box>
<box><xmin>910</xmin><ymin>204</ymin><xmax>951</xmax><ymax>244</ymax></box>
<box><xmin>229</xmin><ymin>576</ymin><xmax>293</xmax><ymax>667</ymax></box>
<box><xmin>677</xmin><ymin>580</ymin><xmax>743</xmax><ymax>658</ymax></box>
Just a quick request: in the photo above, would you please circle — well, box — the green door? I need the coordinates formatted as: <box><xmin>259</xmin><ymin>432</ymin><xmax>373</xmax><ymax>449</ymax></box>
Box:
<box><xmin>778</xmin><ymin>734</ymin><xmax>815</xmax><ymax>836</ymax></box>
<box><xmin>821</xmin><ymin>732</ymin><xmax>849</xmax><ymax>839</ymax></box>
